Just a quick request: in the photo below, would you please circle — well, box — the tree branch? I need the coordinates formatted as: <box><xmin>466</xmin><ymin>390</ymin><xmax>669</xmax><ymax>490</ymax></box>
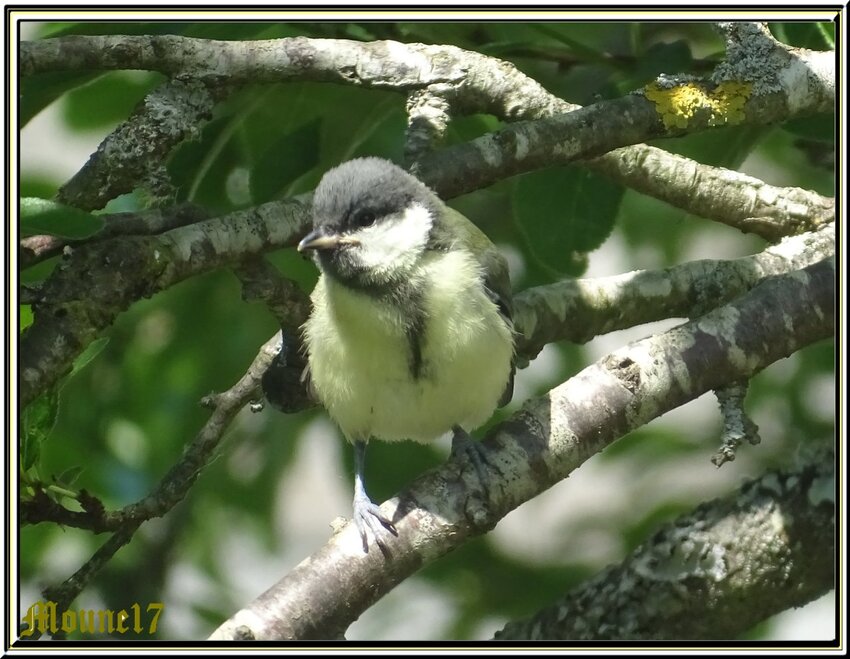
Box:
<box><xmin>23</xmin><ymin>331</ymin><xmax>284</xmax><ymax>638</ymax></box>
<box><xmin>404</xmin><ymin>87</ymin><xmax>452</xmax><ymax>164</ymax></box>
<box><xmin>494</xmin><ymin>453</ymin><xmax>835</xmax><ymax>640</ymax></box>
<box><xmin>713</xmin><ymin>22</ymin><xmax>834</xmax><ymax>113</ymax></box>
<box><xmin>209</xmin><ymin>256</ymin><xmax>834</xmax><ymax>640</ymax></box>
<box><xmin>20</xmin><ymin>35</ymin><xmax>566</xmax><ymax>120</ymax></box>
<box><xmin>232</xmin><ymin>257</ymin><xmax>311</xmax><ymax>331</ymax></box>
<box><xmin>20</xmin><ymin>163</ymin><xmax>832</xmax><ymax>416</ymax></box>
<box><xmin>587</xmin><ymin>147</ymin><xmax>834</xmax><ymax>242</ymax></box>
<box><xmin>32</xmin><ymin>526</ymin><xmax>137</xmax><ymax>639</ymax></box>
<box><xmin>414</xmin><ymin>46</ymin><xmax>832</xmax><ymax>201</ymax></box>
<box><xmin>22</xmin><ymin>26</ymin><xmax>833</xmax><ymax>239</ymax></box>
<box><xmin>18</xmin><ymin>24</ymin><xmax>836</xmax><ymax>642</ymax></box>
<box><xmin>23</xmin><ymin>222</ymin><xmax>833</xmax><ymax>532</ymax></box>
<box><xmin>19</xmin><ymin>202</ymin><xmax>210</xmax><ymax>270</ymax></box>
<box><xmin>513</xmin><ymin>222</ymin><xmax>834</xmax><ymax>359</ymax></box>
<box><xmin>57</xmin><ymin>78</ymin><xmax>220</xmax><ymax>211</ymax></box>
<box><xmin>20</xmin><ymin>197</ymin><xmax>308</xmax><ymax>408</ymax></box>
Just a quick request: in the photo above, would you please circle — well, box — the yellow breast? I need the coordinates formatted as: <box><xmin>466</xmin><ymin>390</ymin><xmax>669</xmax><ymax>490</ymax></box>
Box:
<box><xmin>303</xmin><ymin>249</ymin><xmax>514</xmax><ymax>443</ymax></box>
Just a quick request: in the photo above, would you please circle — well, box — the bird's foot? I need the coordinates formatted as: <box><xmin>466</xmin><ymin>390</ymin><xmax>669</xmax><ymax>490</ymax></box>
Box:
<box><xmin>450</xmin><ymin>427</ymin><xmax>497</xmax><ymax>494</ymax></box>
<box><xmin>353</xmin><ymin>490</ymin><xmax>397</xmax><ymax>553</ymax></box>
<box><xmin>450</xmin><ymin>427</ymin><xmax>501</xmax><ymax>530</ymax></box>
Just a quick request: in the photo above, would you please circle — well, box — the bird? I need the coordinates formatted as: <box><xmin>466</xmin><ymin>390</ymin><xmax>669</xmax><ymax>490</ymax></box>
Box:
<box><xmin>297</xmin><ymin>157</ymin><xmax>515</xmax><ymax>552</ymax></box>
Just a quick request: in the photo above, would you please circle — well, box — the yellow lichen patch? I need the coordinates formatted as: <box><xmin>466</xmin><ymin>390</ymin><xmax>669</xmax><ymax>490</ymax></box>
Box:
<box><xmin>712</xmin><ymin>81</ymin><xmax>752</xmax><ymax>124</ymax></box>
<box><xmin>645</xmin><ymin>80</ymin><xmax>753</xmax><ymax>131</ymax></box>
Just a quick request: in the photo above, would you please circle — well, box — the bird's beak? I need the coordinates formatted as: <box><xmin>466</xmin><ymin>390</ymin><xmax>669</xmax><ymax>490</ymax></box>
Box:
<box><xmin>297</xmin><ymin>230</ymin><xmax>360</xmax><ymax>253</ymax></box>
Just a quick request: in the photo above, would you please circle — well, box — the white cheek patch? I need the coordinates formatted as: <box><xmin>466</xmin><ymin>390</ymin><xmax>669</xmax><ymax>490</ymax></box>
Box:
<box><xmin>350</xmin><ymin>203</ymin><xmax>433</xmax><ymax>275</ymax></box>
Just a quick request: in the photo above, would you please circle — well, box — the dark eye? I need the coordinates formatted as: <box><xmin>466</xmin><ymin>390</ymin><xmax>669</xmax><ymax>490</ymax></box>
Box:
<box><xmin>354</xmin><ymin>210</ymin><xmax>376</xmax><ymax>228</ymax></box>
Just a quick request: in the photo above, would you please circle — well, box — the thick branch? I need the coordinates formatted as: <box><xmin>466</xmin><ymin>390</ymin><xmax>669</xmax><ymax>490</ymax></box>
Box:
<box><xmin>713</xmin><ymin>22</ymin><xmax>834</xmax><ymax>113</ymax></box>
<box><xmin>495</xmin><ymin>454</ymin><xmax>835</xmax><ymax>640</ymax></box>
<box><xmin>588</xmin><ymin>147</ymin><xmax>834</xmax><ymax>241</ymax></box>
<box><xmin>20</xmin><ymin>197</ymin><xmax>307</xmax><ymax>408</ymax></box>
<box><xmin>513</xmin><ymin>223</ymin><xmax>834</xmax><ymax>359</ymax></box>
<box><xmin>210</xmin><ymin>257</ymin><xmax>834</xmax><ymax>640</ymax></box>
<box><xmin>19</xmin><ymin>202</ymin><xmax>210</xmax><ymax>270</ymax></box>
<box><xmin>414</xmin><ymin>58</ymin><xmax>831</xmax><ymax>201</ymax></box>
<box><xmin>23</xmin><ymin>30</ymin><xmax>832</xmax><ymax>238</ymax></box>
<box><xmin>19</xmin><ymin>209</ymin><xmax>833</xmax><ymax>416</ymax></box>
<box><xmin>57</xmin><ymin>78</ymin><xmax>219</xmax><ymax>210</ymax></box>
<box><xmin>20</xmin><ymin>35</ymin><xmax>563</xmax><ymax>121</ymax></box>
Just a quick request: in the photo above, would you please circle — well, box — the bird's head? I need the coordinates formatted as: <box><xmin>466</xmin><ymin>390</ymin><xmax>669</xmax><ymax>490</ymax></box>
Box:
<box><xmin>298</xmin><ymin>158</ymin><xmax>443</xmax><ymax>291</ymax></box>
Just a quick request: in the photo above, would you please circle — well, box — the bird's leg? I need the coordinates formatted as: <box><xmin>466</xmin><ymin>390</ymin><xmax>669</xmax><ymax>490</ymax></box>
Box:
<box><xmin>450</xmin><ymin>425</ymin><xmax>495</xmax><ymax>496</ymax></box>
<box><xmin>352</xmin><ymin>439</ymin><xmax>397</xmax><ymax>552</ymax></box>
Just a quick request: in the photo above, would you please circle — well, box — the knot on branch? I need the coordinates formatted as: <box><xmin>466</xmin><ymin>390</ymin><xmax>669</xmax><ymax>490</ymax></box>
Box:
<box><xmin>712</xmin><ymin>381</ymin><xmax>761</xmax><ymax>467</ymax></box>
<box><xmin>405</xmin><ymin>87</ymin><xmax>452</xmax><ymax>164</ymax></box>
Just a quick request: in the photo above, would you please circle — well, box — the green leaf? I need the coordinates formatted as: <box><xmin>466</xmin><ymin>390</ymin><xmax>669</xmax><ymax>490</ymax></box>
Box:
<box><xmin>20</xmin><ymin>197</ymin><xmax>105</xmax><ymax>239</ymax></box>
<box><xmin>446</xmin><ymin>114</ymin><xmax>502</xmax><ymax>145</ymax></box>
<box><xmin>54</xmin><ymin>465</ymin><xmax>85</xmax><ymax>489</ymax></box>
<box><xmin>21</xmin><ymin>255</ymin><xmax>58</xmax><ymax>283</ymax></box>
<box><xmin>771</xmin><ymin>21</ymin><xmax>835</xmax><ymax>49</ymax></box>
<box><xmin>344</xmin><ymin>24</ymin><xmax>375</xmax><ymax>41</ymax></box>
<box><xmin>21</xmin><ymin>388</ymin><xmax>60</xmax><ymax>472</ymax></box>
<box><xmin>395</xmin><ymin>23</ymin><xmax>481</xmax><ymax>48</ymax></box>
<box><xmin>634</xmin><ymin>40</ymin><xmax>694</xmax><ymax>83</ymax></box>
<box><xmin>622</xmin><ymin>500</ymin><xmax>695</xmax><ymax>553</ymax></box>
<box><xmin>324</xmin><ymin>93</ymin><xmax>403</xmax><ymax>165</ymax></box>
<box><xmin>654</xmin><ymin>124</ymin><xmax>768</xmax><ymax>170</ymax></box>
<box><xmin>20</xmin><ymin>305</ymin><xmax>33</xmax><ymax>332</ymax></box>
<box><xmin>783</xmin><ymin>114</ymin><xmax>835</xmax><ymax>143</ymax></box>
<box><xmin>513</xmin><ymin>167</ymin><xmax>622</xmax><ymax>279</ymax></box>
<box><xmin>817</xmin><ymin>23</ymin><xmax>835</xmax><ymax>49</ymax></box>
<box><xmin>20</xmin><ymin>176</ymin><xmax>58</xmax><ymax>200</ymax></box>
<box><xmin>33</xmin><ymin>22</ymin><xmax>82</xmax><ymax>37</ymax></box>
<box><xmin>782</xmin><ymin>115</ymin><xmax>834</xmax><ymax>171</ymax></box>
<box><xmin>35</xmin><ymin>22</ymin><xmax>191</xmax><ymax>38</ymax></box>
<box><xmin>182</xmin><ymin>23</ymin><xmax>298</xmax><ymax>40</ymax></box>
<box><xmin>62</xmin><ymin>71</ymin><xmax>162</xmax><ymax>132</ymax></box>
<box><xmin>70</xmin><ymin>337</ymin><xmax>109</xmax><ymax>377</ymax></box>
<box><xmin>167</xmin><ymin>115</ymin><xmax>242</xmax><ymax>212</ymax></box>
<box><xmin>531</xmin><ymin>24</ymin><xmax>616</xmax><ymax>64</ymax></box>
<box><xmin>249</xmin><ymin>119</ymin><xmax>321</xmax><ymax>203</ymax></box>
<box><xmin>19</xmin><ymin>338</ymin><xmax>107</xmax><ymax>472</ymax></box>
<box><xmin>20</xmin><ymin>72</ymin><xmax>103</xmax><ymax>126</ymax></box>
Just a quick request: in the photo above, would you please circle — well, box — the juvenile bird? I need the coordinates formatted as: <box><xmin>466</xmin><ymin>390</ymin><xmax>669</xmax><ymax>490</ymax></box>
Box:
<box><xmin>298</xmin><ymin>158</ymin><xmax>514</xmax><ymax>551</ymax></box>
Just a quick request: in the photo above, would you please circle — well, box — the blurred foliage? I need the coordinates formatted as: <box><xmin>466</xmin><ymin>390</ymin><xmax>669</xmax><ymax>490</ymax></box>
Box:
<box><xmin>19</xmin><ymin>20</ymin><xmax>835</xmax><ymax>641</ymax></box>
<box><xmin>20</xmin><ymin>197</ymin><xmax>104</xmax><ymax>238</ymax></box>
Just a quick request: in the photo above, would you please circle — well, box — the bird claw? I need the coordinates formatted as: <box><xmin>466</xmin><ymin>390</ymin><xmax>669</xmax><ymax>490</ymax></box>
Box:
<box><xmin>450</xmin><ymin>427</ymin><xmax>495</xmax><ymax>494</ymax></box>
<box><xmin>450</xmin><ymin>427</ymin><xmax>501</xmax><ymax>531</ymax></box>
<box><xmin>353</xmin><ymin>492</ymin><xmax>397</xmax><ymax>553</ymax></box>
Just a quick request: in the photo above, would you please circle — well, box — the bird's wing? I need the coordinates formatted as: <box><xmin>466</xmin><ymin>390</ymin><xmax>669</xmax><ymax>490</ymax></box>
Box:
<box><xmin>442</xmin><ymin>207</ymin><xmax>516</xmax><ymax>408</ymax></box>
<box><xmin>261</xmin><ymin>329</ymin><xmax>317</xmax><ymax>413</ymax></box>
<box><xmin>482</xmin><ymin>262</ymin><xmax>516</xmax><ymax>408</ymax></box>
